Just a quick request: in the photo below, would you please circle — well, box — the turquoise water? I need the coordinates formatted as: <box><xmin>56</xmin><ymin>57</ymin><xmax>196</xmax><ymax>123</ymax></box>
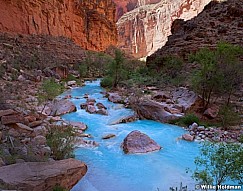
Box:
<box><xmin>61</xmin><ymin>80</ymin><xmax>200</xmax><ymax>191</ymax></box>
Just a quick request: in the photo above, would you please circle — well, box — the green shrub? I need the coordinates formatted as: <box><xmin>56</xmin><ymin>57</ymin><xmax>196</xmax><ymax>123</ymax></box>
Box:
<box><xmin>78</xmin><ymin>64</ymin><xmax>88</xmax><ymax>78</ymax></box>
<box><xmin>101</xmin><ymin>76</ymin><xmax>113</xmax><ymax>88</ymax></box>
<box><xmin>52</xmin><ymin>185</ymin><xmax>67</xmax><ymax>191</ymax></box>
<box><xmin>171</xmin><ymin>113</ymin><xmax>199</xmax><ymax>126</ymax></box>
<box><xmin>46</xmin><ymin>125</ymin><xmax>76</xmax><ymax>160</ymax></box>
<box><xmin>38</xmin><ymin>78</ymin><xmax>64</xmax><ymax>102</ymax></box>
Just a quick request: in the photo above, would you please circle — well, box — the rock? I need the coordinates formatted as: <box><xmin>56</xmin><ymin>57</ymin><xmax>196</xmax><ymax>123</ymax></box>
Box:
<box><xmin>102</xmin><ymin>134</ymin><xmax>116</xmax><ymax>139</ymax></box>
<box><xmin>96</xmin><ymin>108</ymin><xmax>108</xmax><ymax>115</ymax></box>
<box><xmin>153</xmin><ymin>92</ymin><xmax>170</xmax><ymax>102</ymax></box>
<box><xmin>197</xmin><ymin>126</ymin><xmax>205</xmax><ymax>131</ymax></box>
<box><xmin>0</xmin><ymin>158</ymin><xmax>87</xmax><ymax>191</ymax></box>
<box><xmin>15</xmin><ymin>123</ymin><xmax>34</xmax><ymax>132</ymax></box>
<box><xmin>86</xmin><ymin>105</ymin><xmax>96</xmax><ymax>114</ymax></box>
<box><xmin>108</xmin><ymin>93</ymin><xmax>123</xmax><ymax>103</ymax></box>
<box><xmin>172</xmin><ymin>87</ymin><xmax>198</xmax><ymax>111</ymax></box>
<box><xmin>17</xmin><ymin>75</ymin><xmax>26</xmax><ymax>82</ymax></box>
<box><xmin>1</xmin><ymin>114</ymin><xmax>27</xmax><ymax>125</ymax></box>
<box><xmin>67</xmin><ymin>80</ymin><xmax>77</xmax><ymax>86</ymax></box>
<box><xmin>182</xmin><ymin>134</ymin><xmax>194</xmax><ymax>141</ymax></box>
<box><xmin>80</xmin><ymin>103</ymin><xmax>88</xmax><ymax>109</ymax></box>
<box><xmin>0</xmin><ymin>109</ymin><xmax>16</xmax><ymax>117</ymax></box>
<box><xmin>83</xmin><ymin>94</ymin><xmax>89</xmax><ymax>98</ymax></box>
<box><xmin>0</xmin><ymin>158</ymin><xmax>5</xmax><ymax>167</ymax></box>
<box><xmin>86</xmin><ymin>98</ymin><xmax>96</xmax><ymax>103</ymax></box>
<box><xmin>136</xmin><ymin>100</ymin><xmax>183</xmax><ymax>123</ymax></box>
<box><xmin>96</xmin><ymin>102</ymin><xmax>107</xmax><ymax>109</ymax></box>
<box><xmin>122</xmin><ymin>130</ymin><xmax>161</xmax><ymax>154</ymax></box>
<box><xmin>32</xmin><ymin>135</ymin><xmax>47</xmax><ymax>146</ymax></box>
<box><xmin>29</xmin><ymin>120</ymin><xmax>42</xmax><ymax>128</ymax></box>
<box><xmin>189</xmin><ymin>122</ymin><xmax>198</xmax><ymax>131</ymax></box>
<box><xmin>64</xmin><ymin>94</ymin><xmax>72</xmax><ymax>99</ymax></box>
<box><xmin>33</xmin><ymin>126</ymin><xmax>48</xmax><ymax>136</ymax></box>
<box><xmin>109</xmin><ymin>115</ymin><xmax>138</xmax><ymax>125</ymax></box>
<box><xmin>68</xmin><ymin>121</ymin><xmax>87</xmax><ymax>131</ymax></box>
<box><xmin>203</xmin><ymin>105</ymin><xmax>219</xmax><ymax>119</ymax></box>
<box><xmin>49</xmin><ymin>99</ymin><xmax>76</xmax><ymax>116</ymax></box>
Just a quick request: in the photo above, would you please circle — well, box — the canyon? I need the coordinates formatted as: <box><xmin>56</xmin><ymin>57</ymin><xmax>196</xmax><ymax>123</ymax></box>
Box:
<box><xmin>114</xmin><ymin>0</ymin><xmax>211</xmax><ymax>58</ymax></box>
<box><xmin>0</xmin><ymin>0</ymin><xmax>117</xmax><ymax>51</ymax></box>
<box><xmin>147</xmin><ymin>0</ymin><xmax>243</xmax><ymax>63</ymax></box>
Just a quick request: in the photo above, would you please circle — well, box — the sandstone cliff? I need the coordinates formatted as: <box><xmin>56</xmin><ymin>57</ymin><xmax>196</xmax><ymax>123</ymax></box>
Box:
<box><xmin>147</xmin><ymin>0</ymin><xmax>243</xmax><ymax>64</ymax></box>
<box><xmin>115</xmin><ymin>0</ymin><xmax>211</xmax><ymax>58</ymax></box>
<box><xmin>0</xmin><ymin>0</ymin><xmax>117</xmax><ymax>51</ymax></box>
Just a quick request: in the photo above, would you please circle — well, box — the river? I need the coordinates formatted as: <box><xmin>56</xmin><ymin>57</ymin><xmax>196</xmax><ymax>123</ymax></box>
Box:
<box><xmin>61</xmin><ymin>79</ymin><xmax>200</xmax><ymax>191</ymax></box>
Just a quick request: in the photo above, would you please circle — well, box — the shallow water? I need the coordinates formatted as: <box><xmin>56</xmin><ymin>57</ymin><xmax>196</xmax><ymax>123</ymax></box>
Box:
<box><xmin>61</xmin><ymin>80</ymin><xmax>200</xmax><ymax>191</ymax></box>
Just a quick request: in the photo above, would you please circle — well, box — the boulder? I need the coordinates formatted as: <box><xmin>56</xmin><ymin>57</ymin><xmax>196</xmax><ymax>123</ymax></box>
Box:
<box><xmin>0</xmin><ymin>109</ymin><xmax>16</xmax><ymax>117</ymax></box>
<box><xmin>0</xmin><ymin>158</ymin><xmax>87</xmax><ymax>191</ymax></box>
<box><xmin>102</xmin><ymin>134</ymin><xmax>116</xmax><ymax>139</ymax></box>
<box><xmin>1</xmin><ymin>114</ymin><xmax>27</xmax><ymax>125</ymax></box>
<box><xmin>122</xmin><ymin>130</ymin><xmax>161</xmax><ymax>154</ymax></box>
<box><xmin>49</xmin><ymin>99</ymin><xmax>76</xmax><ymax>116</ymax></box>
<box><xmin>108</xmin><ymin>93</ymin><xmax>123</xmax><ymax>103</ymax></box>
<box><xmin>67</xmin><ymin>80</ymin><xmax>77</xmax><ymax>86</ymax></box>
<box><xmin>86</xmin><ymin>98</ymin><xmax>96</xmax><ymax>103</ymax></box>
<box><xmin>96</xmin><ymin>102</ymin><xmax>107</xmax><ymax>110</ymax></box>
<box><xmin>80</xmin><ymin>103</ymin><xmax>88</xmax><ymax>109</ymax></box>
<box><xmin>172</xmin><ymin>88</ymin><xmax>198</xmax><ymax>111</ymax></box>
<box><xmin>182</xmin><ymin>134</ymin><xmax>194</xmax><ymax>141</ymax></box>
<box><xmin>109</xmin><ymin>115</ymin><xmax>138</xmax><ymax>125</ymax></box>
<box><xmin>96</xmin><ymin>108</ymin><xmax>108</xmax><ymax>116</ymax></box>
<box><xmin>86</xmin><ymin>105</ymin><xmax>96</xmax><ymax>114</ymax></box>
<box><xmin>203</xmin><ymin>105</ymin><xmax>219</xmax><ymax>119</ymax></box>
<box><xmin>136</xmin><ymin>100</ymin><xmax>183</xmax><ymax>123</ymax></box>
<box><xmin>68</xmin><ymin>121</ymin><xmax>87</xmax><ymax>131</ymax></box>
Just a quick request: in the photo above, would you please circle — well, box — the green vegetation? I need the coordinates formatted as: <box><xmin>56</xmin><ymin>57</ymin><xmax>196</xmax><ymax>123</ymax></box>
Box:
<box><xmin>101</xmin><ymin>49</ymin><xmax>128</xmax><ymax>88</ymax></box>
<box><xmin>191</xmin><ymin>142</ymin><xmax>243</xmax><ymax>189</ymax></box>
<box><xmin>46</xmin><ymin>125</ymin><xmax>77</xmax><ymax>160</ymax></box>
<box><xmin>190</xmin><ymin>42</ymin><xmax>243</xmax><ymax>109</ymax></box>
<box><xmin>38</xmin><ymin>78</ymin><xmax>64</xmax><ymax>102</ymax></box>
<box><xmin>52</xmin><ymin>185</ymin><xmax>67</xmax><ymax>191</ymax></box>
<box><xmin>170</xmin><ymin>113</ymin><xmax>200</xmax><ymax>126</ymax></box>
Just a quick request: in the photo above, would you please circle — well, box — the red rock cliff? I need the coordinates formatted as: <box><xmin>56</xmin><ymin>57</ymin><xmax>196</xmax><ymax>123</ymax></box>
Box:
<box><xmin>0</xmin><ymin>0</ymin><xmax>117</xmax><ymax>51</ymax></box>
<box><xmin>115</xmin><ymin>0</ymin><xmax>211</xmax><ymax>58</ymax></box>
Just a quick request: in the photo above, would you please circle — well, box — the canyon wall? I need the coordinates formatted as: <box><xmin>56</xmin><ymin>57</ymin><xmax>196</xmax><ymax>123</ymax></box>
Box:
<box><xmin>0</xmin><ymin>0</ymin><xmax>117</xmax><ymax>51</ymax></box>
<box><xmin>147</xmin><ymin>0</ymin><xmax>243</xmax><ymax>64</ymax></box>
<box><xmin>115</xmin><ymin>0</ymin><xmax>211</xmax><ymax>58</ymax></box>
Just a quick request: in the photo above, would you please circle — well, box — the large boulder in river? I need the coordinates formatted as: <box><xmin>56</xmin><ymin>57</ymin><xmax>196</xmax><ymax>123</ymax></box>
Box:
<box><xmin>50</xmin><ymin>99</ymin><xmax>76</xmax><ymax>116</ymax></box>
<box><xmin>136</xmin><ymin>100</ymin><xmax>183</xmax><ymax>123</ymax></box>
<box><xmin>122</xmin><ymin>130</ymin><xmax>161</xmax><ymax>154</ymax></box>
<box><xmin>0</xmin><ymin>158</ymin><xmax>87</xmax><ymax>191</ymax></box>
<box><xmin>108</xmin><ymin>93</ymin><xmax>123</xmax><ymax>103</ymax></box>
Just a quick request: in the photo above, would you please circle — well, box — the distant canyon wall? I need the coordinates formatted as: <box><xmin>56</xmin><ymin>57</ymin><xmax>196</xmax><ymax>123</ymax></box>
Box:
<box><xmin>114</xmin><ymin>0</ymin><xmax>211</xmax><ymax>58</ymax></box>
<box><xmin>0</xmin><ymin>0</ymin><xmax>117</xmax><ymax>51</ymax></box>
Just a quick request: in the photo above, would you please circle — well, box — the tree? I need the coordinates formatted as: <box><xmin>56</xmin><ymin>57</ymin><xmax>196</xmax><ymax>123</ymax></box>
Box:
<box><xmin>101</xmin><ymin>49</ymin><xmax>127</xmax><ymax>88</ymax></box>
<box><xmin>190</xmin><ymin>42</ymin><xmax>243</xmax><ymax>109</ymax></box>
<box><xmin>192</xmin><ymin>142</ymin><xmax>243</xmax><ymax>190</ymax></box>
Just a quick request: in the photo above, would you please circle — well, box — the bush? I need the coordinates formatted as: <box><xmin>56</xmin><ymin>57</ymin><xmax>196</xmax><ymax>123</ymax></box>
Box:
<box><xmin>46</xmin><ymin>125</ymin><xmax>76</xmax><ymax>160</ymax></box>
<box><xmin>101</xmin><ymin>76</ymin><xmax>113</xmax><ymax>88</ymax></box>
<box><xmin>52</xmin><ymin>185</ymin><xmax>67</xmax><ymax>191</ymax></box>
<box><xmin>171</xmin><ymin>113</ymin><xmax>199</xmax><ymax>126</ymax></box>
<box><xmin>38</xmin><ymin>78</ymin><xmax>64</xmax><ymax>102</ymax></box>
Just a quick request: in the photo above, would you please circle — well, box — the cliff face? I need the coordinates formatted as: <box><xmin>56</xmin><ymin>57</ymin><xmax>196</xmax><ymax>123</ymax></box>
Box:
<box><xmin>115</xmin><ymin>0</ymin><xmax>211</xmax><ymax>58</ymax></box>
<box><xmin>0</xmin><ymin>0</ymin><xmax>117</xmax><ymax>51</ymax></box>
<box><xmin>147</xmin><ymin>0</ymin><xmax>243</xmax><ymax>64</ymax></box>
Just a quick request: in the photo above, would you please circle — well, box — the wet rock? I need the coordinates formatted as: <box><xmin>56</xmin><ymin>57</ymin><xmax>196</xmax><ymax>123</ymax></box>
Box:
<box><xmin>68</xmin><ymin>121</ymin><xmax>87</xmax><ymax>131</ymax></box>
<box><xmin>86</xmin><ymin>98</ymin><xmax>96</xmax><ymax>103</ymax></box>
<box><xmin>102</xmin><ymin>134</ymin><xmax>116</xmax><ymax>139</ymax></box>
<box><xmin>96</xmin><ymin>108</ymin><xmax>108</xmax><ymax>116</ymax></box>
<box><xmin>96</xmin><ymin>102</ymin><xmax>107</xmax><ymax>110</ymax></box>
<box><xmin>108</xmin><ymin>93</ymin><xmax>123</xmax><ymax>103</ymax></box>
<box><xmin>109</xmin><ymin>115</ymin><xmax>138</xmax><ymax>125</ymax></box>
<box><xmin>67</xmin><ymin>80</ymin><xmax>77</xmax><ymax>86</ymax></box>
<box><xmin>197</xmin><ymin>126</ymin><xmax>205</xmax><ymax>131</ymax></box>
<box><xmin>49</xmin><ymin>99</ymin><xmax>76</xmax><ymax>116</ymax></box>
<box><xmin>80</xmin><ymin>103</ymin><xmax>88</xmax><ymax>109</ymax></box>
<box><xmin>189</xmin><ymin>122</ymin><xmax>198</xmax><ymax>131</ymax></box>
<box><xmin>122</xmin><ymin>130</ymin><xmax>161</xmax><ymax>154</ymax></box>
<box><xmin>136</xmin><ymin>100</ymin><xmax>183</xmax><ymax>123</ymax></box>
<box><xmin>182</xmin><ymin>134</ymin><xmax>194</xmax><ymax>141</ymax></box>
<box><xmin>86</xmin><ymin>105</ymin><xmax>96</xmax><ymax>114</ymax></box>
<box><xmin>0</xmin><ymin>158</ymin><xmax>87</xmax><ymax>191</ymax></box>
